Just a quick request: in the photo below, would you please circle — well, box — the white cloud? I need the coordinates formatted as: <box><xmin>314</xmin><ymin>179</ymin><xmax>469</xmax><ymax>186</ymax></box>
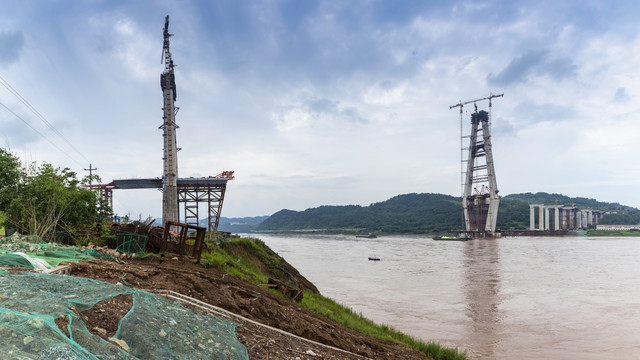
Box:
<box><xmin>273</xmin><ymin>107</ymin><xmax>313</xmax><ymax>132</ymax></box>
<box><xmin>2</xmin><ymin>0</ymin><xmax>640</xmax><ymax>218</ymax></box>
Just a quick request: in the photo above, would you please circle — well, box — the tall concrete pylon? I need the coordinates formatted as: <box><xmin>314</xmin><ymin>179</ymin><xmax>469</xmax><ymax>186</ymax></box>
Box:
<box><xmin>160</xmin><ymin>15</ymin><xmax>179</xmax><ymax>225</ymax></box>
<box><xmin>450</xmin><ymin>94</ymin><xmax>502</xmax><ymax>235</ymax></box>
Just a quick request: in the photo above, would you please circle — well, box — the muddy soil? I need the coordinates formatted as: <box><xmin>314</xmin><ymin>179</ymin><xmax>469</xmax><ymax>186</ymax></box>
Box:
<box><xmin>68</xmin><ymin>257</ymin><xmax>429</xmax><ymax>360</ymax></box>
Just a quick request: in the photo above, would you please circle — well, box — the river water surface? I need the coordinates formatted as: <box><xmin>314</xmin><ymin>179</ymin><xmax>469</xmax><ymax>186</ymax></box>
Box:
<box><xmin>250</xmin><ymin>234</ymin><xmax>640</xmax><ymax>359</ymax></box>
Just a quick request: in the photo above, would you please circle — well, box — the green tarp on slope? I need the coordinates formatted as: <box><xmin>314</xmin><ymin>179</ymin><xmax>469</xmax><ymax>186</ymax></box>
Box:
<box><xmin>0</xmin><ymin>249</ymin><xmax>97</xmax><ymax>269</ymax></box>
<box><xmin>0</xmin><ymin>271</ymin><xmax>249</xmax><ymax>359</ymax></box>
<box><xmin>0</xmin><ymin>253</ymin><xmax>33</xmax><ymax>268</ymax></box>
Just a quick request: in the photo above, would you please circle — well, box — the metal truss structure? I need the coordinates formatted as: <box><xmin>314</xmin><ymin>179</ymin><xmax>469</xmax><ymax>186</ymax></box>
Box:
<box><xmin>93</xmin><ymin>172</ymin><xmax>234</xmax><ymax>233</ymax></box>
<box><xmin>178</xmin><ymin>173</ymin><xmax>234</xmax><ymax>232</ymax></box>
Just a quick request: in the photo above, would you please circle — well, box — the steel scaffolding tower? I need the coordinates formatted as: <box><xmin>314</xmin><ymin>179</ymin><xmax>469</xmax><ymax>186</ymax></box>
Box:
<box><xmin>178</xmin><ymin>184</ymin><xmax>228</xmax><ymax>231</ymax></box>
<box><xmin>177</xmin><ymin>172</ymin><xmax>235</xmax><ymax>231</ymax></box>
<box><xmin>450</xmin><ymin>94</ymin><xmax>502</xmax><ymax>235</ymax></box>
<box><xmin>160</xmin><ymin>15</ymin><xmax>180</xmax><ymax>225</ymax></box>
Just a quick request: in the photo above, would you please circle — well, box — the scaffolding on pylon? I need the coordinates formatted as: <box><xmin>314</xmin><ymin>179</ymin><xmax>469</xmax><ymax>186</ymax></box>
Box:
<box><xmin>450</xmin><ymin>94</ymin><xmax>503</xmax><ymax>235</ymax></box>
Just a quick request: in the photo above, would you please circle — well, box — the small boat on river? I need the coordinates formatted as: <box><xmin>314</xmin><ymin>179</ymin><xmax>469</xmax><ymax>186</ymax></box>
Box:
<box><xmin>356</xmin><ymin>233</ymin><xmax>377</xmax><ymax>239</ymax></box>
<box><xmin>368</xmin><ymin>256</ymin><xmax>381</xmax><ymax>261</ymax></box>
<box><xmin>432</xmin><ymin>234</ymin><xmax>472</xmax><ymax>241</ymax></box>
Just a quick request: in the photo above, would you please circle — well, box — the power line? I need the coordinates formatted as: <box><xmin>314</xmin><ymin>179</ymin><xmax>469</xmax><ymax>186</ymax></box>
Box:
<box><xmin>0</xmin><ymin>74</ymin><xmax>91</xmax><ymax>164</ymax></box>
<box><xmin>0</xmin><ymin>99</ymin><xmax>83</xmax><ymax>166</ymax></box>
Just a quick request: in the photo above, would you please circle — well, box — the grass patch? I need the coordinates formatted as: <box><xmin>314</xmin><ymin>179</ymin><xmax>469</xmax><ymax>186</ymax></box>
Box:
<box><xmin>200</xmin><ymin>243</ymin><xmax>268</xmax><ymax>284</ymax></box>
<box><xmin>201</xmin><ymin>237</ymin><xmax>306</xmax><ymax>289</ymax></box>
<box><xmin>302</xmin><ymin>292</ymin><xmax>467</xmax><ymax>360</ymax></box>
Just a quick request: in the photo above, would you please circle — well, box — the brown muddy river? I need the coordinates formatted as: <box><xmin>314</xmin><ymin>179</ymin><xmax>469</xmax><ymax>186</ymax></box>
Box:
<box><xmin>255</xmin><ymin>234</ymin><xmax>640</xmax><ymax>359</ymax></box>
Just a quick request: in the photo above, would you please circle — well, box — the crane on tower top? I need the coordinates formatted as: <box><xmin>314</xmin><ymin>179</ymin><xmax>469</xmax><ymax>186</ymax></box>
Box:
<box><xmin>449</xmin><ymin>93</ymin><xmax>504</xmax><ymax>111</ymax></box>
<box><xmin>162</xmin><ymin>16</ymin><xmax>173</xmax><ymax>66</ymax></box>
<box><xmin>161</xmin><ymin>16</ymin><xmax>177</xmax><ymax>102</ymax></box>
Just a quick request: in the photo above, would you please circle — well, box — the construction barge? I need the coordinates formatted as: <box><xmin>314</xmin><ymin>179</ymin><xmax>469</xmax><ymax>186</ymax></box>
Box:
<box><xmin>447</xmin><ymin>229</ymin><xmax>572</xmax><ymax>239</ymax></box>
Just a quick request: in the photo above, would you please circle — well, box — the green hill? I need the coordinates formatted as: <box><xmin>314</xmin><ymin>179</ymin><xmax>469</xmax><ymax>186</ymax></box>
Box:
<box><xmin>198</xmin><ymin>216</ymin><xmax>269</xmax><ymax>233</ymax></box>
<box><xmin>502</xmin><ymin>192</ymin><xmax>630</xmax><ymax>210</ymax></box>
<box><xmin>256</xmin><ymin>192</ymin><xmax>640</xmax><ymax>234</ymax></box>
<box><xmin>258</xmin><ymin>193</ymin><xmax>461</xmax><ymax>234</ymax></box>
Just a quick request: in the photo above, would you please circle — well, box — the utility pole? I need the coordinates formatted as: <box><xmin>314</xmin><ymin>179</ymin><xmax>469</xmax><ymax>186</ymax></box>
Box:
<box><xmin>84</xmin><ymin>163</ymin><xmax>97</xmax><ymax>186</ymax></box>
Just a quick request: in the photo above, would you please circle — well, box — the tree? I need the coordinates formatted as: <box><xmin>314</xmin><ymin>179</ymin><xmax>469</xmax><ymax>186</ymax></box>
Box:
<box><xmin>0</xmin><ymin>148</ymin><xmax>23</xmax><ymax>211</ymax></box>
<box><xmin>3</xmin><ymin>162</ymin><xmax>112</xmax><ymax>240</ymax></box>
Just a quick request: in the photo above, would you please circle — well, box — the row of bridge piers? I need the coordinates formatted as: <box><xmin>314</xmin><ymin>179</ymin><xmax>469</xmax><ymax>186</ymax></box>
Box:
<box><xmin>529</xmin><ymin>204</ymin><xmax>605</xmax><ymax>231</ymax></box>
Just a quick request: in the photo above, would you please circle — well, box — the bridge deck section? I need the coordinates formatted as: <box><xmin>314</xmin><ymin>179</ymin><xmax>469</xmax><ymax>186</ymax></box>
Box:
<box><xmin>109</xmin><ymin>177</ymin><xmax>229</xmax><ymax>189</ymax></box>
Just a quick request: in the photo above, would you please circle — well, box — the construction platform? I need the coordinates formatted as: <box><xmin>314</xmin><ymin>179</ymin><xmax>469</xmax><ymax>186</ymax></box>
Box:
<box><xmin>92</xmin><ymin>171</ymin><xmax>234</xmax><ymax>233</ymax></box>
<box><xmin>107</xmin><ymin>177</ymin><xmax>229</xmax><ymax>189</ymax></box>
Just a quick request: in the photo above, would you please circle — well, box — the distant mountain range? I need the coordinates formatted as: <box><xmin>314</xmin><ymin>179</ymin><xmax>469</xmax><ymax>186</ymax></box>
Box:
<box><xmin>150</xmin><ymin>192</ymin><xmax>640</xmax><ymax>234</ymax></box>
<box><xmin>258</xmin><ymin>193</ymin><xmax>461</xmax><ymax>233</ymax></box>
<box><xmin>152</xmin><ymin>216</ymin><xmax>269</xmax><ymax>233</ymax></box>
<box><xmin>256</xmin><ymin>192</ymin><xmax>640</xmax><ymax>234</ymax></box>
<box><xmin>203</xmin><ymin>216</ymin><xmax>269</xmax><ymax>233</ymax></box>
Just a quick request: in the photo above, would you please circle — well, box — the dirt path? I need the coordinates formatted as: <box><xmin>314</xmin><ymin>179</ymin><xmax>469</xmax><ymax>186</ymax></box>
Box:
<box><xmin>68</xmin><ymin>257</ymin><xmax>429</xmax><ymax>360</ymax></box>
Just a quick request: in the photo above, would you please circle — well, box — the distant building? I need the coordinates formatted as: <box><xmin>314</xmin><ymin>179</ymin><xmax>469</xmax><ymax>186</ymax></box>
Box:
<box><xmin>596</xmin><ymin>224</ymin><xmax>640</xmax><ymax>231</ymax></box>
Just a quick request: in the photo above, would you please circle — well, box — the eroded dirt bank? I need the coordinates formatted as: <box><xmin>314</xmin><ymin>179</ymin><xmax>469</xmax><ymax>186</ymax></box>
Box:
<box><xmin>69</xmin><ymin>257</ymin><xmax>429</xmax><ymax>359</ymax></box>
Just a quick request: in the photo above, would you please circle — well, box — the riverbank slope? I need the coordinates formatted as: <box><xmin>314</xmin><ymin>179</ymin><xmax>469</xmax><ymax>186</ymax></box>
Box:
<box><xmin>68</xmin><ymin>255</ymin><xmax>432</xmax><ymax>359</ymax></box>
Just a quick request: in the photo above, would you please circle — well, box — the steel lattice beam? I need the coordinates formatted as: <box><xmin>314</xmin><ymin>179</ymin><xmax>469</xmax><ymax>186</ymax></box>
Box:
<box><xmin>178</xmin><ymin>184</ymin><xmax>227</xmax><ymax>233</ymax></box>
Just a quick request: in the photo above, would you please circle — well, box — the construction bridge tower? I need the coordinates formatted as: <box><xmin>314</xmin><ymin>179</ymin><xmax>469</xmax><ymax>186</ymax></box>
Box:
<box><xmin>160</xmin><ymin>15</ymin><xmax>179</xmax><ymax>225</ymax></box>
<box><xmin>450</xmin><ymin>94</ymin><xmax>503</xmax><ymax>236</ymax></box>
<box><xmin>92</xmin><ymin>15</ymin><xmax>235</xmax><ymax>234</ymax></box>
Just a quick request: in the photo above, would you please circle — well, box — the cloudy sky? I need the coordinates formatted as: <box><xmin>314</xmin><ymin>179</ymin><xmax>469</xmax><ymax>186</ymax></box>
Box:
<box><xmin>0</xmin><ymin>0</ymin><xmax>639</xmax><ymax>219</ymax></box>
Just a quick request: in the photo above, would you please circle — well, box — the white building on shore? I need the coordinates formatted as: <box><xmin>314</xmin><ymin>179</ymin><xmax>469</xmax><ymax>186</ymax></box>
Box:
<box><xmin>595</xmin><ymin>224</ymin><xmax>640</xmax><ymax>231</ymax></box>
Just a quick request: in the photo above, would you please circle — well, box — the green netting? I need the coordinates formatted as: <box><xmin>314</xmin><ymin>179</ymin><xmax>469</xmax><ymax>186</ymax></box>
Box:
<box><xmin>0</xmin><ymin>242</ymin><xmax>71</xmax><ymax>253</ymax></box>
<box><xmin>67</xmin><ymin>312</ymin><xmax>138</xmax><ymax>359</ymax></box>
<box><xmin>0</xmin><ymin>230</ymin><xmax>100</xmax><ymax>269</ymax></box>
<box><xmin>34</xmin><ymin>250</ymin><xmax>96</xmax><ymax>267</ymax></box>
<box><xmin>115</xmin><ymin>291</ymin><xmax>247</xmax><ymax>358</ymax></box>
<box><xmin>0</xmin><ymin>249</ymin><xmax>97</xmax><ymax>269</ymax></box>
<box><xmin>53</xmin><ymin>230</ymin><xmax>75</xmax><ymax>245</ymax></box>
<box><xmin>115</xmin><ymin>231</ymin><xmax>148</xmax><ymax>255</ymax></box>
<box><xmin>0</xmin><ymin>232</ymin><xmax>80</xmax><ymax>253</ymax></box>
<box><xmin>3</xmin><ymin>233</ymin><xmax>44</xmax><ymax>243</ymax></box>
<box><xmin>0</xmin><ymin>268</ymin><xmax>8</xmax><ymax>276</ymax></box>
<box><xmin>0</xmin><ymin>309</ymin><xmax>92</xmax><ymax>359</ymax></box>
<box><xmin>0</xmin><ymin>272</ymin><xmax>248</xmax><ymax>359</ymax></box>
<box><xmin>84</xmin><ymin>248</ymin><xmax>103</xmax><ymax>257</ymax></box>
<box><xmin>0</xmin><ymin>253</ymin><xmax>34</xmax><ymax>268</ymax></box>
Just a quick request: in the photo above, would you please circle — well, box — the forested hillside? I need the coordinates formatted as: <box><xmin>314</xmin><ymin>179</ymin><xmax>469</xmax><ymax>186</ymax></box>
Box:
<box><xmin>503</xmin><ymin>192</ymin><xmax>640</xmax><ymax>226</ymax></box>
<box><xmin>502</xmin><ymin>192</ymin><xmax>631</xmax><ymax>210</ymax></box>
<box><xmin>258</xmin><ymin>193</ymin><xmax>461</xmax><ymax>233</ymax></box>
<box><xmin>256</xmin><ymin>192</ymin><xmax>640</xmax><ymax>234</ymax></box>
<box><xmin>209</xmin><ymin>216</ymin><xmax>269</xmax><ymax>233</ymax></box>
